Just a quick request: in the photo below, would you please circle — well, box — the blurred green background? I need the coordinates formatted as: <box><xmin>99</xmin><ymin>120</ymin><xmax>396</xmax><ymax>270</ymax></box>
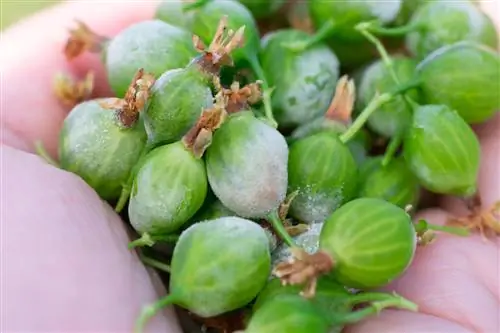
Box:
<box><xmin>1</xmin><ymin>0</ymin><xmax>61</xmax><ymax>30</ymax></box>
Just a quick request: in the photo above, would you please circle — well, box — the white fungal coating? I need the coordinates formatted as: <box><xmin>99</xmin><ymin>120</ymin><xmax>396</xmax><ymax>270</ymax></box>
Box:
<box><xmin>290</xmin><ymin>184</ymin><xmax>344</xmax><ymax>225</ymax></box>
<box><xmin>365</xmin><ymin>0</ymin><xmax>402</xmax><ymax>23</ymax></box>
<box><xmin>207</xmin><ymin>116</ymin><xmax>289</xmax><ymax>219</ymax></box>
<box><xmin>271</xmin><ymin>222</ymin><xmax>324</xmax><ymax>267</ymax></box>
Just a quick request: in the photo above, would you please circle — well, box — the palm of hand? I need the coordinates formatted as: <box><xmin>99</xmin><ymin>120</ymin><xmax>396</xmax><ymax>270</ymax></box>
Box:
<box><xmin>1</xmin><ymin>2</ymin><xmax>499</xmax><ymax>333</ymax></box>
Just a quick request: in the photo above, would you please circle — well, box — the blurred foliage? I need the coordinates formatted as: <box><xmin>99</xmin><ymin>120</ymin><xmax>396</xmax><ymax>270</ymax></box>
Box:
<box><xmin>1</xmin><ymin>1</ymin><xmax>61</xmax><ymax>30</ymax></box>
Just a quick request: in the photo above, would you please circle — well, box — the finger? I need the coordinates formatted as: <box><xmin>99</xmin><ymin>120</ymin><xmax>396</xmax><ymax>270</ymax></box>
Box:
<box><xmin>383</xmin><ymin>209</ymin><xmax>500</xmax><ymax>332</ymax></box>
<box><xmin>440</xmin><ymin>112</ymin><xmax>500</xmax><ymax>216</ymax></box>
<box><xmin>345</xmin><ymin>310</ymin><xmax>472</xmax><ymax>333</ymax></box>
<box><xmin>0</xmin><ymin>1</ymin><xmax>156</xmax><ymax>156</ymax></box>
<box><xmin>1</xmin><ymin>144</ymin><xmax>181</xmax><ymax>332</ymax></box>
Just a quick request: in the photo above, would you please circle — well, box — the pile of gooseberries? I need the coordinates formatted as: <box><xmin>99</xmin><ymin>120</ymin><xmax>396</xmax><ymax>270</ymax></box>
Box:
<box><xmin>38</xmin><ymin>0</ymin><xmax>499</xmax><ymax>332</ymax></box>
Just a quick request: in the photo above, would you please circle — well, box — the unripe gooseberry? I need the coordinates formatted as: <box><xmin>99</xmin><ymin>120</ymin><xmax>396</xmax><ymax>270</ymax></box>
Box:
<box><xmin>206</xmin><ymin>111</ymin><xmax>289</xmax><ymax>219</ymax></box>
<box><xmin>357</xmin><ymin>56</ymin><xmax>420</xmax><ymax>138</ymax></box>
<box><xmin>416</xmin><ymin>41</ymin><xmax>500</xmax><ymax>124</ymax></box>
<box><xmin>169</xmin><ymin>217</ymin><xmax>271</xmax><ymax>317</ymax></box>
<box><xmin>288</xmin><ymin>131</ymin><xmax>358</xmax><ymax>224</ymax></box>
<box><xmin>105</xmin><ymin>20</ymin><xmax>197</xmax><ymax>97</ymax></box>
<box><xmin>128</xmin><ymin>141</ymin><xmax>207</xmax><ymax>235</ymax></box>
<box><xmin>238</xmin><ymin>0</ymin><xmax>286</xmax><ymax>18</ymax></box>
<box><xmin>403</xmin><ymin>104</ymin><xmax>481</xmax><ymax>197</ymax></box>
<box><xmin>405</xmin><ymin>2</ymin><xmax>498</xmax><ymax>59</ymax></box>
<box><xmin>395</xmin><ymin>0</ymin><xmax>478</xmax><ymax>27</ymax></box>
<box><xmin>357</xmin><ymin>156</ymin><xmax>420</xmax><ymax>209</ymax></box>
<box><xmin>260</xmin><ymin>29</ymin><xmax>340</xmax><ymax>128</ymax></box>
<box><xmin>244</xmin><ymin>294</ymin><xmax>330</xmax><ymax>333</ymax></box>
<box><xmin>309</xmin><ymin>0</ymin><xmax>402</xmax><ymax>42</ymax></box>
<box><xmin>154</xmin><ymin>0</ymin><xmax>195</xmax><ymax>29</ymax></box>
<box><xmin>319</xmin><ymin>198</ymin><xmax>417</xmax><ymax>289</ymax></box>
<box><xmin>58</xmin><ymin>98</ymin><xmax>146</xmax><ymax>201</ymax></box>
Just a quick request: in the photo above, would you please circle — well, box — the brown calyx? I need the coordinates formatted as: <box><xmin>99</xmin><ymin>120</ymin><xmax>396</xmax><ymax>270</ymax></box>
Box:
<box><xmin>64</xmin><ymin>20</ymin><xmax>108</xmax><ymax>60</ymax></box>
<box><xmin>221</xmin><ymin>81</ymin><xmax>263</xmax><ymax>114</ymax></box>
<box><xmin>324</xmin><ymin>75</ymin><xmax>356</xmax><ymax>125</ymax></box>
<box><xmin>53</xmin><ymin>71</ymin><xmax>94</xmax><ymax>107</ymax></box>
<box><xmin>191</xmin><ymin>16</ymin><xmax>245</xmax><ymax>77</ymax></box>
<box><xmin>447</xmin><ymin>200</ymin><xmax>500</xmax><ymax>241</ymax></box>
<box><xmin>273</xmin><ymin>247</ymin><xmax>334</xmax><ymax>298</ymax></box>
<box><xmin>182</xmin><ymin>92</ymin><xmax>227</xmax><ymax>158</ymax></box>
<box><xmin>100</xmin><ymin>68</ymin><xmax>155</xmax><ymax>128</ymax></box>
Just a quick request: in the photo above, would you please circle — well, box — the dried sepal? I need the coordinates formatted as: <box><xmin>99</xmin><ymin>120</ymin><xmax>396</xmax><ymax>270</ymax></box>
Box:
<box><xmin>222</xmin><ymin>81</ymin><xmax>263</xmax><ymax>114</ymax></box>
<box><xmin>324</xmin><ymin>75</ymin><xmax>356</xmax><ymax>124</ymax></box>
<box><xmin>53</xmin><ymin>71</ymin><xmax>94</xmax><ymax>107</ymax></box>
<box><xmin>182</xmin><ymin>93</ymin><xmax>227</xmax><ymax>158</ymax></box>
<box><xmin>64</xmin><ymin>20</ymin><xmax>107</xmax><ymax>60</ymax></box>
<box><xmin>278</xmin><ymin>190</ymin><xmax>299</xmax><ymax>221</ymax></box>
<box><xmin>193</xmin><ymin>16</ymin><xmax>246</xmax><ymax>75</ymax></box>
<box><xmin>447</xmin><ymin>201</ymin><xmax>500</xmax><ymax>241</ymax></box>
<box><xmin>273</xmin><ymin>248</ymin><xmax>334</xmax><ymax>298</ymax></box>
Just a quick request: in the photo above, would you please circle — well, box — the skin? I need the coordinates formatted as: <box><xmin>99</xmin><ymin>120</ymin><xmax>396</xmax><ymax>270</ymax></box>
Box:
<box><xmin>0</xmin><ymin>1</ymin><xmax>498</xmax><ymax>332</ymax></box>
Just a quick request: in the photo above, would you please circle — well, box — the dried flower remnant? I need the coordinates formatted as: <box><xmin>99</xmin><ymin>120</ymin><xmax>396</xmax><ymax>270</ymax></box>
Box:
<box><xmin>182</xmin><ymin>93</ymin><xmax>228</xmax><ymax>158</ymax></box>
<box><xmin>53</xmin><ymin>71</ymin><xmax>94</xmax><ymax>107</ymax></box>
<box><xmin>64</xmin><ymin>20</ymin><xmax>108</xmax><ymax>60</ymax></box>
<box><xmin>222</xmin><ymin>81</ymin><xmax>263</xmax><ymax>114</ymax></box>
<box><xmin>273</xmin><ymin>247</ymin><xmax>334</xmax><ymax>298</ymax></box>
<box><xmin>324</xmin><ymin>75</ymin><xmax>356</xmax><ymax>125</ymax></box>
<box><xmin>447</xmin><ymin>201</ymin><xmax>500</xmax><ymax>241</ymax></box>
<box><xmin>192</xmin><ymin>16</ymin><xmax>246</xmax><ymax>76</ymax></box>
<box><xmin>99</xmin><ymin>68</ymin><xmax>155</xmax><ymax>128</ymax></box>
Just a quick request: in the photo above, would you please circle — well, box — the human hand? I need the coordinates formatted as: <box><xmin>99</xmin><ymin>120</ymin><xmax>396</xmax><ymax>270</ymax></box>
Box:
<box><xmin>1</xmin><ymin>1</ymin><xmax>498</xmax><ymax>333</ymax></box>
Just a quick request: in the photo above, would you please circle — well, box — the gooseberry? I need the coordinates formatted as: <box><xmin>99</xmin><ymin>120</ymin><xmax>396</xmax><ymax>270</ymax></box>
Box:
<box><xmin>403</xmin><ymin>104</ymin><xmax>481</xmax><ymax>197</ymax></box>
<box><xmin>416</xmin><ymin>41</ymin><xmax>500</xmax><ymax>124</ymax></box>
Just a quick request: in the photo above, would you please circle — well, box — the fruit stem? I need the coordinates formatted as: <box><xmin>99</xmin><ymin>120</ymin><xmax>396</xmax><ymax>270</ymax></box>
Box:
<box><xmin>357</xmin><ymin>20</ymin><xmax>421</xmax><ymax>37</ymax></box>
<box><xmin>140</xmin><ymin>255</ymin><xmax>172</xmax><ymax>274</ymax></box>
<box><xmin>266</xmin><ymin>210</ymin><xmax>296</xmax><ymax>247</ymax></box>
<box><xmin>129</xmin><ymin>233</ymin><xmax>180</xmax><ymax>249</ymax></box>
<box><xmin>114</xmin><ymin>143</ymin><xmax>154</xmax><ymax>213</ymax></box>
<box><xmin>381</xmin><ymin>131</ymin><xmax>403</xmax><ymax>166</ymax></box>
<box><xmin>415</xmin><ymin>219</ymin><xmax>470</xmax><ymax>237</ymax></box>
<box><xmin>283</xmin><ymin>19</ymin><xmax>336</xmax><ymax>52</ymax></box>
<box><xmin>135</xmin><ymin>294</ymin><xmax>178</xmax><ymax>333</ymax></box>
<box><xmin>247</xmin><ymin>55</ymin><xmax>277</xmax><ymax>128</ymax></box>
<box><xmin>340</xmin><ymin>292</ymin><xmax>418</xmax><ymax>324</ymax></box>
<box><xmin>34</xmin><ymin>141</ymin><xmax>59</xmax><ymax>168</ymax></box>
<box><xmin>355</xmin><ymin>23</ymin><xmax>420</xmax><ymax>109</ymax></box>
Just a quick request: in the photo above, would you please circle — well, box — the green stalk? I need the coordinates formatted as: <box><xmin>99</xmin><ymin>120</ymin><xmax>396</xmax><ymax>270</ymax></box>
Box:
<box><xmin>340</xmin><ymin>292</ymin><xmax>417</xmax><ymax>324</ymax></box>
<box><xmin>247</xmin><ymin>55</ymin><xmax>277</xmax><ymax>128</ymax></box>
<box><xmin>382</xmin><ymin>131</ymin><xmax>404</xmax><ymax>167</ymax></box>
<box><xmin>283</xmin><ymin>20</ymin><xmax>337</xmax><ymax>52</ymax></box>
<box><xmin>129</xmin><ymin>232</ymin><xmax>180</xmax><ymax>249</ymax></box>
<box><xmin>114</xmin><ymin>143</ymin><xmax>154</xmax><ymax>213</ymax></box>
<box><xmin>140</xmin><ymin>255</ymin><xmax>172</xmax><ymax>273</ymax></box>
<box><xmin>34</xmin><ymin>141</ymin><xmax>59</xmax><ymax>168</ymax></box>
<box><xmin>357</xmin><ymin>20</ymin><xmax>422</xmax><ymax>37</ymax></box>
<box><xmin>415</xmin><ymin>219</ymin><xmax>470</xmax><ymax>237</ymax></box>
<box><xmin>135</xmin><ymin>294</ymin><xmax>178</xmax><ymax>333</ymax></box>
<box><xmin>266</xmin><ymin>210</ymin><xmax>296</xmax><ymax>247</ymax></box>
<box><xmin>339</xmin><ymin>79</ymin><xmax>420</xmax><ymax>144</ymax></box>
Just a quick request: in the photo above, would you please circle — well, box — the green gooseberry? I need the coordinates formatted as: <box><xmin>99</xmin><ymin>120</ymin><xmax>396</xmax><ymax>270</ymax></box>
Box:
<box><xmin>154</xmin><ymin>0</ymin><xmax>195</xmax><ymax>29</ymax></box>
<box><xmin>135</xmin><ymin>216</ymin><xmax>271</xmax><ymax>332</ymax></box>
<box><xmin>405</xmin><ymin>1</ymin><xmax>498</xmax><ymax>59</ymax></box>
<box><xmin>403</xmin><ymin>104</ymin><xmax>481</xmax><ymax>197</ymax></box>
<box><xmin>260</xmin><ymin>29</ymin><xmax>340</xmax><ymax>128</ymax></box>
<box><xmin>143</xmin><ymin>66</ymin><xmax>213</xmax><ymax>147</ymax></box>
<box><xmin>206</xmin><ymin>111</ymin><xmax>289</xmax><ymax>219</ymax></box>
<box><xmin>357</xmin><ymin>156</ymin><xmax>420</xmax><ymax>209</ymax></box>
<box><xmin>58</xmin><ymin>98</ymin><xmax>146</xmax><ymax>201</ymax></box>
<box><xmin>357</xmin><ymin>56</ymin><xmax>420</xmax><ymax>138</ymax></box>
<box><xmin>288</xmin><ymin>131</ymin><xmax>358</xmax><ymax>224</ymax></box>
<box><xmin>105</xmin><ymin>20</ymin><xmax>197</xmax><ymax>97</ymax></box>
<box><xmin>320</xmin><ymin>198</ymin><xmax>417</xmax><ymax>289</ymax></box>
<box><xmin>245</xmin><ymin>294</ymin><xmax>330</xmax><ymax>333</ymax></box>
<box><xmin>253</xmin><ymin>277</ymin><xmax>350</xmax><ymax>318</ymax></box>
<box><xmin>308</xmin><ymin>0</ymin><xmax>402</xmax><ymax>42</ymax></box>
<box><xmin>394</xmin><ymin>0</ymin><xmax>479</xmax><ymax>26</ymax></box>
<box><xmin>189</xmin><ymin>0</ymin><xmax>260</xmax><ymax>66</ymax></box>
<box><xmin>237</xmin><ymin>0</ymin><xmax>286</xmax><ymax>18</ymax></box>
<box><xmin>128</xmin><ymin>141</ymin><xmax>207</xmax><ymax>235</ymax></box>
<box><xmin>191</xmin><ymin>198</ymin><xmax>237</xmax><ymax>222</ymax></box>
<box><xmin>416</xmin><ymin>41</ymin><xmax>500</xmax><ymax>124</ymax></box>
